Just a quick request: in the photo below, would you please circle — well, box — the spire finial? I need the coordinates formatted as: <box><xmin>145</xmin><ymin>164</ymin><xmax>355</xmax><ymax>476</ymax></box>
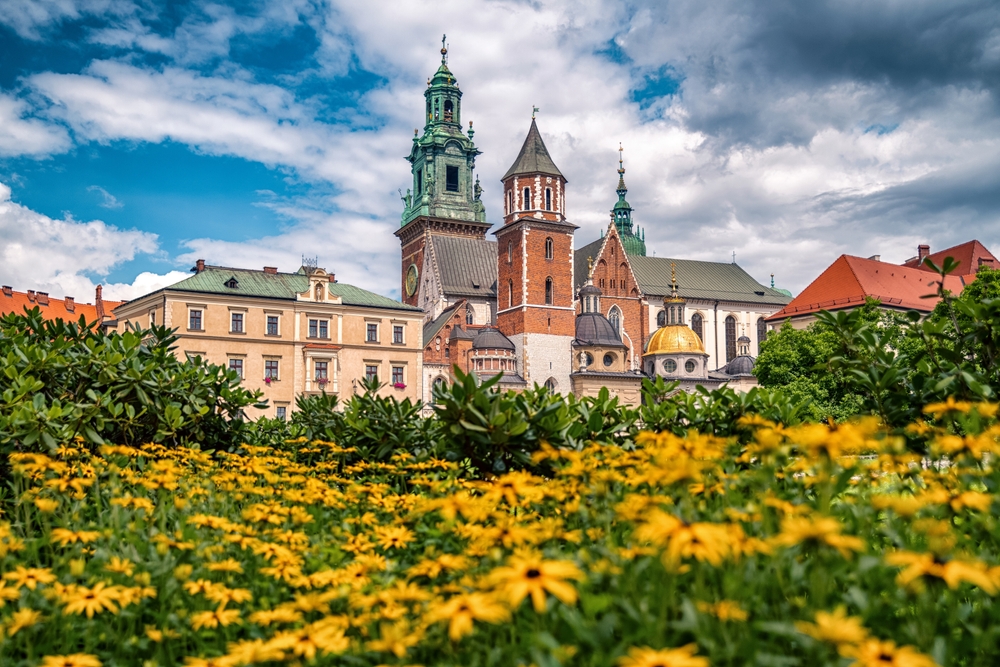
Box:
<box><xmin>441</xmin><ymin>35</ymin><xmax>448</xmax><ymax>63</ymax></box>
<box><xmin>587</xmin><ymin>256</ymin><xmax>594</xmax><ymax>274</ymax></box>
<box><xmin>618</xmin><ymin>142</ymin><xmax>624</xmax><ymax>175</ymax></box>
<box><xmin>532</xmin><ymin>106</ymin><xmax>539</xmax><ymax>119</ymax></box>
<box><xmin>770</xmin><ymin>273</ymin><xmax>775</xmax><ymax>288</ymax></box>
<box><xmin>671</xmin><ymin>261</ymin><xmax>677</xmax><ymax>291</ymax></box>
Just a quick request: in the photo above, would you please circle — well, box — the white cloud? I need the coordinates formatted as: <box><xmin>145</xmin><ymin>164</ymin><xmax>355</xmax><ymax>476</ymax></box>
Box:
<box><xmin>0</xmin><ymin>93</ymin><xmax>70</xmax><ymax>157</ymax></box>
<box><xmin>87</xmin><ymin>185</ymin><xmax>123</xmax><ymax>209</ymax></box>
<box><xmin>0</xmin><ymin>0</ymin><xmax>136</xmax><ymax>40</ymax></box>
<box><xmin>101</xmin><ymin>270</ymin><xmax>190</xmax><ymax>301</ymax></box>
<box><xmin>0</xmin><ymin>180</ymin><xmax>161</xmax><ymax>301</ymax></box>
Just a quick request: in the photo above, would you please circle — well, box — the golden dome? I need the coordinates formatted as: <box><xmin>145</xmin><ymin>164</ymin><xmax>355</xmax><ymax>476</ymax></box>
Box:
<box><xmin>645</xmin><ymin>325</ymin><xmax>706</xmax><ymax>355</ymax></box>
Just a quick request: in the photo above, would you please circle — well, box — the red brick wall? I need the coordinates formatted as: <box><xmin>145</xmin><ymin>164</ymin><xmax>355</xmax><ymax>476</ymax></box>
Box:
<box><xmin>502</xmin><ymin>173</ymin><xmax>566</xmax><ymax>225</ymax></box>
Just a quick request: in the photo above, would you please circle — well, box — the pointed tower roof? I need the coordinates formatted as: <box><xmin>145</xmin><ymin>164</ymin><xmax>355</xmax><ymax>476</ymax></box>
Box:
<box><xmin>503</xmin><ymin>118</ymin><xmax>564</xmax><ymax>180</ymax></box>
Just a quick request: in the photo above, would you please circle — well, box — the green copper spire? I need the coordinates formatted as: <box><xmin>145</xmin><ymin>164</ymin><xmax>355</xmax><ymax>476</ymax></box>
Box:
<box><xmin>612</xmin><ymin>144</ymin><xmax>646</xmax><ymax>256</ymax></box>
<box><xmin>400</xmin><ymin>36</ymin><xmax>486</xmax><ymax>227</ymax></box>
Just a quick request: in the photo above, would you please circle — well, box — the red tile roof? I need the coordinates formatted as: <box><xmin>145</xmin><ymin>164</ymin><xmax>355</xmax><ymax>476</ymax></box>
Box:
<box><xmin>0</xmin><ymin>286</ymin><xmax>123</xmax><ymax>324</ymax></box>
<box><xmin>903</xmin><ymin>240</ymin><xmax>997</xmax><ymax>275</ymax></box>
<box><xmin>766</xmin><ymin>255</ymin><xmax>972</xmax><ymax>322</ymax></box>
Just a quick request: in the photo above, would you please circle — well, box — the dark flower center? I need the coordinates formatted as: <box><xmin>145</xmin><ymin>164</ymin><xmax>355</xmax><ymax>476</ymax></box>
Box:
<box><xmin>526</xmin><ymin>568</ymin><xmax>541</xmax><ymax>579</ymax></box>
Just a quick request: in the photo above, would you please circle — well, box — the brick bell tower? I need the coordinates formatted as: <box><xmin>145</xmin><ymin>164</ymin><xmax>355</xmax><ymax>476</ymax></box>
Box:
<box><xmin>495</xmin><ymin>115</ymin><xmax>578</xmax><ymax>392</ymax></box>
<box><xmin>395</xmin><ymin>36</ymin><xmax>490</xmax><ymax>308</ymax></box>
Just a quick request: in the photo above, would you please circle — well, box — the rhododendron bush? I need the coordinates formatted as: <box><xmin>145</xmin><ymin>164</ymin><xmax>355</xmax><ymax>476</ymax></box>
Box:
<box><xmin>2</xmin><ymin>401</ymin><xmax>1000</xmax><ymax>666</ymax></box>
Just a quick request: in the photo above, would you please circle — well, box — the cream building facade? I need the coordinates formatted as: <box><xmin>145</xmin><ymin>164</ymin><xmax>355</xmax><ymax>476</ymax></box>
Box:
<box><xmin>113</xmin><ymin>262</ymin><xmax>424</xmax><ymax>419</ymax></box>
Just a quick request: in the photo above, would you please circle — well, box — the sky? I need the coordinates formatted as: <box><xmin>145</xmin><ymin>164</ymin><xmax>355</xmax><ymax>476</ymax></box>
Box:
<box><xmin>1</xmin><ymin>0</ymin><xmax>998</xmax><ymax>303</ymax></box>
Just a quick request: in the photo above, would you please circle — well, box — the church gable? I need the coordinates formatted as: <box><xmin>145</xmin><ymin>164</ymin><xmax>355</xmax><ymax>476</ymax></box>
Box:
<box><xmin>587</xmin><ymin>224</ymin><xmax>642</xmax><ymax>300</ymax></box>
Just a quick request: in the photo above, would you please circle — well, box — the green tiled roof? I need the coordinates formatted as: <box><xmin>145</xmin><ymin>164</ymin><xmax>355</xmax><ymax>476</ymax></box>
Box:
<box><xmin>152</xmin><ymin>266</ymin><xmax>420</xmax><ymax>311</ymax></box>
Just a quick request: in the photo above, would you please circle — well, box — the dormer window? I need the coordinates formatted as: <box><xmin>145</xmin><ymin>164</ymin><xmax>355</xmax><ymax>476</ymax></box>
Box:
<box><xmin>224</xmin><ymin>277</ymin><xmax>239</xmax><ymax>289</ymax></box>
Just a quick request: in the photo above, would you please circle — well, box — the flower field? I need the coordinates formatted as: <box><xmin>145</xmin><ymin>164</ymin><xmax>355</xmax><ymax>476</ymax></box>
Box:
<box><xmin>3</xmin><ymin>403</ymin><xmax>1000</xmax><ymax>666</ymax></box>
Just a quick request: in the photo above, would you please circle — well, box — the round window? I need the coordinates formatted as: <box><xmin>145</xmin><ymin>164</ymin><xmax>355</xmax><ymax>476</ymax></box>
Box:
<box><xmin>585</xmin><ymin>352</ymin><xmax>594</xmax><ymax>366</ymax></box>
<box><xmin>603</xmin><ymin>353</ymin><xmax>615</xmax><ymax>367</ymax></box>
<box><xmin>663</xmin><ymin>359</ymin><xmax>677</xmax><ymax>373</ymax></box>
<box><xmin>685</xmin><ymin>359</ymin><xmax>697</xmax><ymax>373</ymax></box>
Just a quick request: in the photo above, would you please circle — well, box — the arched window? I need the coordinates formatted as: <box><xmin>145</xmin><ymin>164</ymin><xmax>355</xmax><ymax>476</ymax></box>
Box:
<box><xmin>507</xmin><ymin>190</ymin><xmax>513</xmax><ymax>214</ymax></box>
<box><xmin>544</xmin><ymin>377</ymin><xmax>557</xmax><ymax>392</ymax></box>
<box><xmin>466</xmin><ymin>305</ymin><xmax>474</xmax><ymax>325</ymax></box>
<box><xmin>757</xmin><ymin>317</ymin><xmax>767</xmax><ymax>354</ymax></box>
<box><xmin>608</xmin><ymin>305</ymin><xmax>621</xmax><ymax>333</ymax></box>
<box><xmin>507</xmin><ymin>240</ymin><xmax>512</xmax><ymax>263</ymax></box>
<box><xmin>545</xmin><ymin>237</ymin><xmax>553</xmax><ymax>260</ymax></box>
<box><xmin>725</xmin><ymin>315</ymin><xmax>737</xmax><ymax>362</ymax></box>
<box><xmin>523</xmin><ymin>187</ymin><xmax>531</xmax><ymax>210</ymax></box>
<box><xmin>544</xmin><ymin>277</ymin><xmax>553</xmax><ymax>305</ymax></box>
<box><xmin>691</xmin><ymin>313</ymin><xmax>704</xmax><ymax>341</ymax></box>
<box><xmin>508</xmin><ymin>279</ymin><xmax>514</xmax><ymax>308</ymax></box>
<box><xmin>433</xmin><ymin>376</ymin><xmax>446</xmax><ymax>393</ymax></box>
<box><xmin>545</xmin><ymin>188</ymin><xmax>552</xmax><ymax>211</ymax></box>
<box><xmin>656</xmin><ymin>309</ymin><xmax>665</xmax><ymax>327</ymax></box>
<box><xmin>443</xmin><ymin>99</ymin><xmax>454</xmax><ymax>121</ymax></box>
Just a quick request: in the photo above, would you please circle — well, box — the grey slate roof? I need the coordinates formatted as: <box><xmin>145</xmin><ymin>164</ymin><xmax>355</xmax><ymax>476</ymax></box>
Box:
<box><xmin>140</xmin><ymin>265</ymin><xmax>419</xmax><ymax>311</ymax></box>
<box><xmin>574</xmin><ymin>313</ymin><xmax>626</xmax><ymax>348</ymax></box>
<box><xmin>430</xmin><ymin>235</ymin><xmax>498</xmax><ymax>298</ymax></box>
<box><xmin>502</xmin><ymin>119</ymin><xmax>565</xmax><ymax>180</ymax></box>
<box><xmin>472</xmin><ymin>327</ymin><xmax>515</xmax><ymax>351</ymax></box>
<box><xmin>630</xmin><ymin>256</ymin><xmax>792</xmax><ymax>305</ymax></box>
<box><xmin>574</xmin><ymin>238</ymin><xmax>604</xmax><ymax>289</ymax></box>
<box><xmin>423</xmin><ymin>300</ymin><xmax>463</xmax><ymax>347</ymax></box>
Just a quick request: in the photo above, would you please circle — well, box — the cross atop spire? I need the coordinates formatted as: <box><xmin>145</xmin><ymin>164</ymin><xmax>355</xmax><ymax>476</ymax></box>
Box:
<box><xmin>441</xmin><ymin>34</ymin><xmax>448</xmax><ymax>63</ymax></box>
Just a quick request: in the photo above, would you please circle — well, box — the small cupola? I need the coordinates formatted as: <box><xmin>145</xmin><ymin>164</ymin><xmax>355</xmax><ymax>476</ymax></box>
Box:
<box><xmin>662</xmin><ymin>263</ymin><xmax>685</xmax><ymax>325</ymax></box>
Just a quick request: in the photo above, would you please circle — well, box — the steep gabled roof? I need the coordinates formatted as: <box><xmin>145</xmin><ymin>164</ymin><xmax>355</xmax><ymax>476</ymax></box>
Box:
<box><xmin>0</xmin><ymin>288</ymin><xmax>120</xmax><ymax>323</ymax></box>
<box><xmin>429</xmin><ymin>235</ymin><xmax>498</xmax><ymax>298</ymax></box>
<box><xmin>903</xmin><ymin>240</ymin><xmax>997</xmax><ymax>275</ymax></box>
<box><xmin>629</xmin><ymin>256</ymin><xmax>793</xmax><ymax>305</ymax></box>
<box><xmin>766</xmin><ymin>255</ymin><xmax>969</xmax><ymax>321</ymax></box>
<box><xmin>502</xmin><ymin>119</ymin><xmax>564</xmax><ymax>180</ymax></box>
<box><xmin>423</xmin><ymin>299</ymin><xmax>465</xmax><ymax>346</ymax></box>
<box><xmin>123</xmin><ymin>266</ymin><xmax>418</xmax><ymax>311</ymax></box>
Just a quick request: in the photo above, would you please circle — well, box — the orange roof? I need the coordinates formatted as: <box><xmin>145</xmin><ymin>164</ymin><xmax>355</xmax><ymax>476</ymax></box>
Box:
<box><xmin>0</xmin><ymin>286</ymin><xmax>122</xmax><ymax>324</ymax></box>
<box><xmin>903</xmin><ymin>240</ymin><xmax>997</xmax><ymax>275</ymax></box>
<box><xmin>766</xmin><ymin>255</ymin><xmax>972</xmax><ymax>322</ymax></box>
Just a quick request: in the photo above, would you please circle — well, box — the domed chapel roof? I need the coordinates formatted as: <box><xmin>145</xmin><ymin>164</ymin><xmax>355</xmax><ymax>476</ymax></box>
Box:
<box><xmin>472</xmin><ymin>327</ymin><xmax>515</xmax><ymax>351</ymax></box>
<box><xmin>575</xmin><ymin>313</ymin><xmax>626</xmax><ymax>348</ymax></box>
<box><xmin>645</xmin><ymin>325</ymin><xmax>706</xmax><ymax>356</ymax></box>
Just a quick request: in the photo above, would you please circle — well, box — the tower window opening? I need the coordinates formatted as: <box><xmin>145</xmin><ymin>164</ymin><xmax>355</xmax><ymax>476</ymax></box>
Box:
<box><xmin>508</xmin><ymin>279</ymin><xmax>514</xmax><ymax>308</ymax></box>
<box><xmin>545</xmin><ymin>188</ymin><xmax>552</xmax><ymax>211</ymax></box>
<box><xmin>545</xmin><ymin>277</ymin><xmax>553</xmax><ymax>305</ymax></box>
<box><xmin>507</xmin><ymin>190</ymin><xmax>513</xmax><ymax>214</ymax></box>
<box><xmin>544</xmin><ymin>237</ymin><xmax>553</xmax><ymax>260</ymax></box>
<box><xmin>523</xmin><ymin>187</ymin><xmax>530</xmax><ymax>211</ymax></box>
<box><xmin>446</xmin><ymin>165</ymin><xmax>459</xmax><ymax>192</ymax></box>
<box><xmin>508</xmin><ymin>241</ymin><xmax>512</xmax><ymax>263</ymax></box>
<box><xmin>416</xmin><ymin>168</ymin><xmax>423</xmax><ymax>195</ymax></box>
<box><xmin>443</xmin><ymin>100</ymin><xmax>454</xmax><ymax>121</ymax></box>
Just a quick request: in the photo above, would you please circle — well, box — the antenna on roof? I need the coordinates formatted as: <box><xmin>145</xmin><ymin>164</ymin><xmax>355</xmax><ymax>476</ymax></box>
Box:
<box><xmin>302</xmin><ymin>255</ymin><xmax>318</xmax><ymax>272</ymax></box>
<box><xmin>732</xmin><ymin>250</ymin><xmax>736</xmax><ymax>264</ymax></box>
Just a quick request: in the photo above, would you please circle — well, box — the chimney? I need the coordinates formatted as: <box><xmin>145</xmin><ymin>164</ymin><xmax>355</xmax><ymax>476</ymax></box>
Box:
<box><xmin>918</xmin><ymin>244</ymin><xmax>930</xmax><ymax>262</ymax></box>
<box><xmin>95</xmin><ymin>284</ymin><xmax>105</xmax><ymax>319</ymax></box>
<box><xmin>328</xmin><ymin>274</ymin><xmax>336</xmax><ymax>283</ymax></box>
<box><xmin>979</xmin><ymin>258</ymin><xmax>996</xmax><ymax>271</ymax></box>
<box><xmin>64</xmin><ymin>296</ymin><xmax>75</xmax><ymax>312</ymax></box>
<box><xmin>36</xmin><ymin>292</ymin><xmax>49</xmax><ymax>306</ymax></box>
<box><xmin>26</xmin><ymin>290</ymin><xmax>35</xmax><ymax>302</ymax></box>
<box><xmin>192</xmin><ymin>259</ymin><xmax>206</xmax><ymax>273</ymax></box>
<box><xmin>868</xmin><ymin>255</ymin><xmax>881</xmax><ymax>262</ymax></box>
<box><xmin>1</xmin><ymin>286</ymin><xmax>11</xmax><ymax>297</ymax></box>
<box><xmin>263</xmin><ymin>266</ymin><xmax>278</xmax><ymax>274</ymax></box>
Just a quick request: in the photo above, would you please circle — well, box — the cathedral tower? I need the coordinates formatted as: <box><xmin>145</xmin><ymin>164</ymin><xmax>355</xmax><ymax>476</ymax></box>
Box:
<box><xmin>611</xmin><ymin>145</ymin><xmax>646</xmax><ymax>257</ymax></box>
<box><xmin>395</xmin><ymin>37</ymin><xmax>489</xmax><ymax>308</ymax></box>
<box><xmin>495</xmin><ymin>117</ymin><xmax>577</xmax><ymax>392</ymax></box>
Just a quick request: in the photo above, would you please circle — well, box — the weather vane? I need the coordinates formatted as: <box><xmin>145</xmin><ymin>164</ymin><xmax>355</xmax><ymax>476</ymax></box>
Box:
<box><xmin>532</xmin><ymin>106</ymin><xmax>539</xmax><ymax>119</ymax></box>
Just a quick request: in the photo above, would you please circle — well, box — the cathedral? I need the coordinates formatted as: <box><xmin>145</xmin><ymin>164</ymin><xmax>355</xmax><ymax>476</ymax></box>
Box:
<box><xmin>397</xmin><ymin>43</ymin><xmax>792</xmax><ymax>403</ymax></box>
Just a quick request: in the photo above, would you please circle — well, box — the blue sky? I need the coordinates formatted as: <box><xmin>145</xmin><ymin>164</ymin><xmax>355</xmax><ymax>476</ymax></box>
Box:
<box><xmin>1</xmin><ymin>0</ymin><xmax>998</xmax><ymax>303</ymax></box>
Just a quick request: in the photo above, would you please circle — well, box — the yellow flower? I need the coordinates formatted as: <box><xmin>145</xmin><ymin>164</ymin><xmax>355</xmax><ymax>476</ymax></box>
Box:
<box><xmin>373</xmin><ymin>525</ymin><xmax>416</xmax><ymax>550</ymax></box>
<box><xmin>696</xmin><ymin>599</ymin><xmax>748</xmax><ymax>621</ymax></box>
<box><xmin>50</xmin><ymin>529</ymin><xmax>101</xmax><ymax>547</ymax></box>
<box><xmin>60</xmin><ymin>581</ymin><xmax>121</xmax><ymax>618</ymax></box>
<box><xmin>426</xmin><ymin>592</ymin><xmax>511</xmax><ymax>641</ymax></box>
<box><xmin>6</xmin><ymin>608</ymin><xmax>43</xmax><ymax>635</ymax></box>
<box><xmin>207</xmin><ymin>559</ymin><xmax>244</xmax><ymax>574</ymax></box>
<box><xmin>772</xmin><ymin>515</ymin><xmax>864</xmax><ymax>558</ymax></box>
<box><xmin>190</xmin><ymin>607</ymin><xmax>241</xmax><ymax>630</ymax></box>
<box><xmin>4</xmin><ymin>566</ymin><xmax>56</xmax><ymax>590</ymax></box>
<box><xmin>40</xmin><ymin>655</ymin><xmax>103</xmax><ymax>667</ymax></box>
<box><xmin>886</xmin><ymin>551</ymin><xmax>997</xmax><ymax>594</ymax></box>
<box><xmin>924</xmin><ymin>397</ymin><xmax>972</xmax><ymax>416</ymax></box>
<box><xmin>34</xmin><ymin>498</ymin><xmax>60</xmax><ymax>513</ymax></box>
<box><xmin>795</xmin><ymin>607</ymin><xmax>869</xmax><ymax>655</ymax></box>
<box><xmin>173</xmin><ymin>564</ymin><xmax>194</xmax><ymax>581</ymax></box>
<box><xmin>488</xmin><ymin>555</ymin><xmax>584</xmax><ymax>612</ymax></box>
<box><xmin>0</xmin><ymin>580</ymin><xmax>21</xmax><ymax>606</ymax></box>
<box><xmin>104</xmin><ymin>556</ymin><xmax>134</xmax><ymax>576</ymax></box>
<box><xmin>849</xmin><ymin>639</ymin><xmax>939</xmax><ymax>666</ymax></box>
<box><xmin>616</xmin><ymin>644</ymin><xmax>710</xmax><ymax>667</ymax></box>
<box><xmin>366</xmin><ymin>620</ymin><xmax>423</xmax><ymax>658</ymax></box>
<box><xmin>183</xmin><ymin>657</ymin><xmax>235</xmax><ymax>667</ymax></box>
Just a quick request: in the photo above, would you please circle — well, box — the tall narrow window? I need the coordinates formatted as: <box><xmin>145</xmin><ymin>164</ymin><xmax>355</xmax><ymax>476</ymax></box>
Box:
<box><xmin>508</xmin><ymin>279</ymin><xmax>514</xmax><ymax>308</ymax></box>
<box><xmin>443</xmin><ymin>100</ymin><xmax>454</xmax><ymax>121</ymax></box>
<box><xmin>609</xmin><ymin>306</ymin><xmax>622</xmax><ymax>333</ymax></box>
<box><xmin>231</xmin><ymin>312</ymin><xmax>244</xmax><ymax>333</ymax></box>
<box><xmin>507</xmin><ymin>191</ymin><xmax>513</xmax><ymax>214</ymax></box>
<box><xmin>523</xmin><ymin>187</ymin><xmax>530</xmax><ymax>210</ymax></box>
<box><xmin>366</xmin><ymin>323</ymin><xmax>378</xmax><ymax>342</ymax></box>
<box><xmin>757</xmin><ymin>317</ymin><xmax>767</xmax><ymax>354</ymax></box>
<box><xmin>545</xmin><ymin>237</ymin><xmax>553</xmax><ymax>260</ymax></box>
<box><xmin>691</xmin><ymin>313</ymin><xmax>704</xmax><ymax>341</ymax></box>
<box><xmin>393</xmin><ymin>325</ymin><xmax>404</xmax><ymax>344</ymax></box>
<box><xmin>507</xmin><ymin>241</ymin><xmax>512</xmax><ymax>263</ymax></box>
<box><xmin>446</xmin><ymin>165</ymin><xmax>459</xmax><ymax>192</ymax></box>
<box><xmin>545</xmin><ymin>277</ymin><xmax>553</xmax><ymax>305</ymax></box>
<box><xmin>416</xmin><ymin>168</ymin><xmax>423</xmax><ymax>195</ymax></box>
<box><xmin>725</xmin><ymin>315</ymin><xmax>737</xmax><ymax>362</ymax></box>
<box><xmin>466</xmin><ymin>306</ymin><xmax>474</xmax><ymax>325</ymax></box>
<box><xmin>189</xmin><ymin>309</ymin><xmax>202</xmax><ymax>331</ymax></box>
<box><xmin>545</xmin><ymin>188</ymin><xmax>552</xmax><ymax>211</ymax></box>
<box><xmin>266</xmin><ymin>315</ymin><xmax>279</xmax><ymax>336</ymax></box>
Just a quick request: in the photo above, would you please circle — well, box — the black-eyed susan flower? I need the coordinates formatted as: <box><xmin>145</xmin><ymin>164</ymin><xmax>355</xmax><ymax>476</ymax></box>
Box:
<box><xmin>849</xmin><ymin>639</ymin><xmax>939</xmax><ymax>667</ymax></box>
<box><xmin>616</xmin><ymin>644</ymin><xmax>710</xmax><ymax>667</ymax></box>
<box><xmin>40</xmin><ymin>655</ymin><xmax>103</xmax><ymax>667</ymax></box>
<box><xmin>426</xmin><ymin>592</ymin><xmax>510</xmax><ymax>641</ymax></box>
<box><xmin>488</xmin><ymin>555</ymin><xmax>584</xmax><ymax>613</ymax></box>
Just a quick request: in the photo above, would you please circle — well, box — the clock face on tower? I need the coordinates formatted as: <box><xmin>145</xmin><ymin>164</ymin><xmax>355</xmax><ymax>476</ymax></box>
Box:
<box><xmin>405</xmin><ymin>264</ymin><xmax>419</xmax><ymax>297</ymax></box>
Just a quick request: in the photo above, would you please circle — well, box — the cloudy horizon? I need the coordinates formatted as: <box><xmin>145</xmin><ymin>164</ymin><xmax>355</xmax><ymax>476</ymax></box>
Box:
<box><xmin>1</xmin><ymin>0</ymin><xmax>998</xmax><ymax>303</ymax></box>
